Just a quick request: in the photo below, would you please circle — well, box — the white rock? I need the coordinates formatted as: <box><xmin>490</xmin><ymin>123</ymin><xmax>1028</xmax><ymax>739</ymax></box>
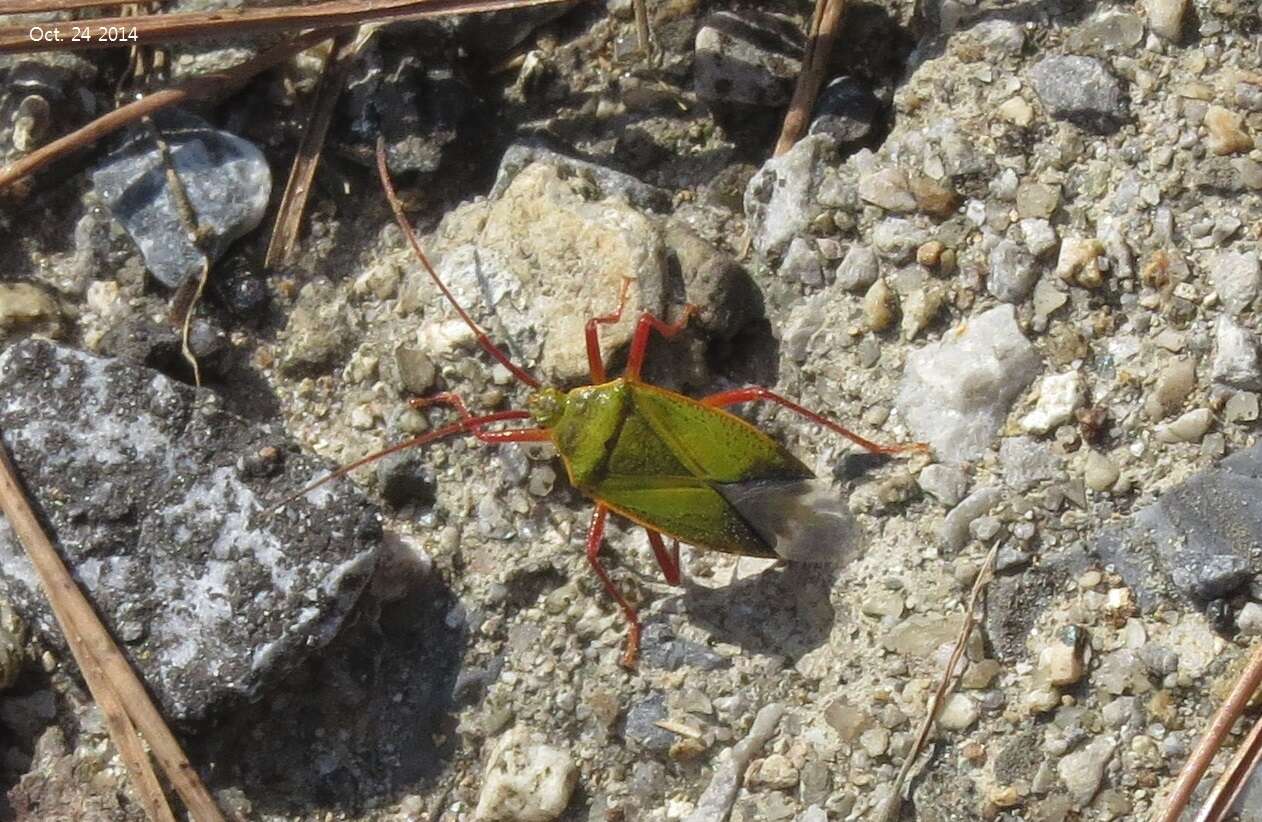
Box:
<box><xmin>1039</xmin><ymin>640</ymin><xmax>1085</xmax><ymax>686</ymax></box>
<box><xmin>1084</xmin><ymin>451</ymin><xmax>1120</xmax><ymax>492</ymax></box>
<box><xmin>779</xmin><ymin>237</ymin><xmax>824</xmax><ymax>286</ymax></box>
<box><xmin>1056</xmin><ymin>237</ymin><xmax>1106</xmax><ymax>288</ymax></box>
<box><xmin>1020</xmin><ymin>218</ymin><xmax>1058</xmax><ymax>258</ymax></box>
<box><xmin>1212</xmin><ymin>316</ymin><xmax>1262</xmax><ymax>390</ymax></box>
<box><xmin>745</xmin><ymin>134</ymin><xmax>834</xmax><ymax>258</ymax></box>
<box><xmin>897</xmin><ymin>305</ymin><xmax>1042</xmax><ymax>462</ymax></box>
<box><xmin>474</xmin><ymin>726</ymin><xmax>578</xmax><ymax>821</ymax></box>
<box><xmin>858</xmin><ymin>168</ymin><xmax>916</xmax><ymax>212</ymax></box>
<box><xmin>937</xmin><ymin>694</ymin><xmax>979</xmax><ymax>730</ymax></box>
<box><xmin>1021</xmin><ymin>371</ymin><xmax>1083</xmax><ymax>434</ymax></box>
<box><xmin>1238</xmin><ymin>602</ymin><xmax>1262</xmax><ymax>636</ymax></box>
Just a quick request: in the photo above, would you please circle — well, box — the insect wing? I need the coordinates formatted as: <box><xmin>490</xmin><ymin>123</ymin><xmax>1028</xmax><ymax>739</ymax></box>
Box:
<box><xmin>715</xmin><ymin>478</ymin><xmax>862</xmax><ymax>564</ymax></box>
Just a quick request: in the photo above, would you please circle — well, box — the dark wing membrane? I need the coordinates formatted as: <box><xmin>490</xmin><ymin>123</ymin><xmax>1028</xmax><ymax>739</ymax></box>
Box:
<box><xmin>628</xmin><ymin>383</ymin><xmax>812</xmax><ymax>483</ymax></box>
<box><xmin>596</xmin><ymin>476</ymin><xmax>778</xmax><ymax>558</ymax></box>
<box><xmin>716</xmin><ymin>478</ymin><xmax>863</xmax><ymax>564</ymax></box>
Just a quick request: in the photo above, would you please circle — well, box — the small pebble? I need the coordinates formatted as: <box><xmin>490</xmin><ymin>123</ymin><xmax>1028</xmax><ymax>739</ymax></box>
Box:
<box><xmin>1056</xmin><ymin>237</ymin><xmax>1106</xmax><ymax>288</ymax></box>
<box><xmin>863</xmin><ymin>279</ymin><xmax>898</xmax><ymax>332</ymax></box>
<box><xmin>837</xmin><ymin>244</ymin><xmax>880</xmax><ymax>292</ymax></box>
<box><xmin>1021</xmin><ymin>371</ymin><xmax>1083</xmax><ymax>434</ymax></box>
<box><xmin>1238</xmin><ymin>603</ymin><xmax>1262</xmax><ymax>636</ymax></box>
<box><xmin>1039</xmin><ymin>629</ymin><xmax>1086</xmax><ymax>686</ymax></box>
<box><xmin>1155</xmin><ymin>407</ymin><xmax>1213</xmax><ymax>443</ymax></box>
<box><xmin>937</xmin><ymin>694</ymin><xmax>979</xmax><ymax>730</ymax></box>
<box><xmin>1084</xmin><ymin>451</ymin><xmax>1120</xmax><ymax>492</ymax></box>
<box><xmin>1144</xmin><ymin>0</ymin><xmax>1188</xmax><ymax>40</ymax></box>
<box><xmin>1204</xmin><ymin>106</ymin><xmax>1254</xmax><ymax>156</ymax></box>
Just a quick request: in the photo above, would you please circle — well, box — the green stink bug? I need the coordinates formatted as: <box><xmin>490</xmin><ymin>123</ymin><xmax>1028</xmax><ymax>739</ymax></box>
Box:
<box><xmin>284</xmin><ymin>138</ymin><xmax>925</xmax><ymax>668</ymax></box>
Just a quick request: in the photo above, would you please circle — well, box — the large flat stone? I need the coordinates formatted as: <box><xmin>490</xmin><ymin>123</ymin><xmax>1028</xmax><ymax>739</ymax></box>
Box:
<box><xmin>0</xmin><ymin>340</ymin><xmax>381</xmax><ymax>721</ymax></box>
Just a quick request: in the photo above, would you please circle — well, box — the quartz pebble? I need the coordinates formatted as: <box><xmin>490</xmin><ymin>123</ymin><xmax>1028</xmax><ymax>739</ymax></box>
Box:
<box><xmin>988</xmin><ymin>239</ymin><xmax>1038</xmax><ymax>303</ymax></box>
<box><xmin>1211</xmin><ymin>317</ymin><xmax>1262</xmax><ymax>390</ymax></box>
<box><xmin>937</xmin><ymin>694</ymin><xmax>979</xmax><ymax>730</ymax></box>
<box><xmin>1021</xmin><ymin>371</ymin><xmax>1083</xmax><ymax>435</ymax></box>
<box><xmin>474</xmin><ymin>726</ymin><xmax>577</xmax><ymax>821</ymax></box>
<box><xmin>1155</xmin><ymin>408</ymin><xmax>1213</xmax><ymax>444</ymax></box>
<box><xmin>918</xmin><ymin>464</ymin><xmax>969</xmax><ymax>507</ymax></box>
<box><xmin>837</xmin><ymin>244</ymin><xmax>879</xmax><ymax>292</ymax></box>
<box><xmin>1056</xmin><ymin>237</ymin><xmax>1106</xmax><ymax>288</ymax></box>
<box><xmin>1029</xmin><ymin>56</ymin><xmax>1126</xmax><ymax>133</ymax></box>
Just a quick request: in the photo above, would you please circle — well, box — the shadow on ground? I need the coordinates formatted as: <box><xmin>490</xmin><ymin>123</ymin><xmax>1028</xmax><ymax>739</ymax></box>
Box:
<box><xmin>198</xmin><ymin>541</ymin><xmax>467</xmax><ymax>817</ymax></box>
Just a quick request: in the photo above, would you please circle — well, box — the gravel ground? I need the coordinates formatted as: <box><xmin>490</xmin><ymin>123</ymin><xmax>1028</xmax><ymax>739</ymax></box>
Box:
<box><xmin>1</xmin><ymin>0</ymin><xmax>1262</xmax><ymax>820</ymax></box>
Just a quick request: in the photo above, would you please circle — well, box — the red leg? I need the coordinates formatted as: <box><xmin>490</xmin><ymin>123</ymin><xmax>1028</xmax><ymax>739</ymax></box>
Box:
<box><xmin>625</xmin><ymin>304</ymin><xmax>698</xmax><ymax>381</ymax></box>
<box><xmin>585</xmin><ymin>277</ymin><xmax>634</xmax><ymax>384</ymax></box>
<box><xmin>410</xmin><ymin>393</ymin><xmax>549</xmax><ymax>443</ymax></box>
<box><xmin>585</xmin><ymin>505</ymin><xmax>641</xmax><ymax>668</ymax></box>
<box><xmin>701</xmin><ymin>387</ymin><xmax>929</xmax><ymax>455</ymax></box>
<box><xmin>645</xmin><ymin>529</ymin><xmax>681</xmax><ymax>586</ymax></box>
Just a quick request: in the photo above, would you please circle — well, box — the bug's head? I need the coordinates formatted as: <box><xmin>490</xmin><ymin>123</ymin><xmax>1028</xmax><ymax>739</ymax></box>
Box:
<box><xmin>526</xmin><ymin>387</ymin><xmax>566</xmax><ymax>427</ymax></box>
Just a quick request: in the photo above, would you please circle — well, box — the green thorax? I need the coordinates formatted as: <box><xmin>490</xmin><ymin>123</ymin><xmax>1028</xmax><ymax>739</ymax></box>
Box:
<box><xmin>528</xmin><ymin>380</ymin><xmax>814</xmax><ymax>557</ymax></box>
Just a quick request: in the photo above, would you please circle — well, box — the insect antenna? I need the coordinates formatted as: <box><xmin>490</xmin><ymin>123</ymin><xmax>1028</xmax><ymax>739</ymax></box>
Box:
<box><xmin>269</xmin><ymin>409</ymin><xmax>533</xmax><ymax>514</ymax></box>
<box><xmin>375</xmin><ymin>136</ymin><xmax>541</xmax><ymax>390</ymax></box>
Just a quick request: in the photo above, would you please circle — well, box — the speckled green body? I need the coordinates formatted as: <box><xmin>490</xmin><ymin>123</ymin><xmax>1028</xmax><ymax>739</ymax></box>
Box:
<box><xmin>541</xmin><ymin>380</ymin><xmax>814</xmax><ymax>557</ymax></box>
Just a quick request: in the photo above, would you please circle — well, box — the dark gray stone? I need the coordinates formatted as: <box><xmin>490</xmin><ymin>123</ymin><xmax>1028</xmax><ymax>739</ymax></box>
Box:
<box><xmin>694</xmin><ymin>10</ymin><xmax>803</xmax><ymax>107</ymax></box>
<box><xmin>809</xmin><ymin>76</ymin><xmax>881</xmax><ymax>146</ymax></box>
<box><xmin>0</xmin><ymin>340</ymin><xmax>381</xmax><ymax>721</ymax></box>
<box><xmin>341</xmin><ymin>44</ymin><xmax>473</xmax><ymax>175</ymax></box>
<box><xmin>624</xmin><ymin>691</ymin><xmax>674</xmax><ymax>753</ymax></box>
<box><xmin>1028</xmin><ymin>55</ymin><xmax>1127</xmax><ymax>134</ymax></box>
<box><xmin>1092</xmin><ymin>441</ymin><xmax>1262</xmax><ymax>609</ymax></box>
<box><xmin>639</xmin><ymin>621</ymin><xmax>728</xmax><ymax>672</ymax></box>
<box><xmin>91</xmin><ymin>110</ymin><xmax>271</xmax><ymax>290</ymax></box>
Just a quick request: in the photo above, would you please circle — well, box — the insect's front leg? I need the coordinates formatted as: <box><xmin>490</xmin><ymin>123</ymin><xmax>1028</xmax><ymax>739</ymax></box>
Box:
<box><xmin>584</xmin><ymin>504</ymin><xmax>641</xmax><ymax>668</ymax></box>
<box><xmin>408</xmin><ymin>393</ymin><xmax>550</xmax><ymax>443</ymax></box>
<box><xmin>584</xmin><ymin>277</ymin><xmax>634</xmax><ymax>383</ymax></box>
<box><xmin>624</xmin><ymin>304</ymin><xmax>698</xmax><ymax>381</ymax></box>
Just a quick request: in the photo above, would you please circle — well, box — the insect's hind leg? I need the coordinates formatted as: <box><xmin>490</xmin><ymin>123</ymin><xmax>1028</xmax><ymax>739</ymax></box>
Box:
<box><xmin>700</xmin><ymin>387</ymin><xmax>929</xmax><ymax>455</ymax></box>
<box><xmin>585</xmin><ymin>504</ymin><xmax>641</xmax><ymax>668</ymax></box>
<box><xmin>645</xmin><ymin>529</ymin><xmax>681</xmax><ymax>586</ymax></box>
<box><xmin>585</xmin><ymin>277</ymin><xmax>634</xmax><ymax>383</ymax></box>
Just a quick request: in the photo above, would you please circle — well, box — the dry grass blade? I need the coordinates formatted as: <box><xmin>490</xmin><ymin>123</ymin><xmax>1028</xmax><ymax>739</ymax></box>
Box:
<box><xmin>631</xmin><ymin>0</ymin><xmax>649</xmax><ymax>58</ymax></box>
<box><xmin>0</xmin><ymin>0</ymin><xmax>573</xmax><ymax>53</ymax></box>
<box><xmin>877</xmin><ymin>540</ymin><xmax>1001</xmax><ymax>821</ymax></box>
<box><xmin>0</xmin><ymin>438</ymin><xmax>226</xmax><ymax>821</ymax></box>
<box><xmin>0</xmin><ymin>29</ymin><xmax>328</xmax><ymax>192</ymax></box>
<box><xmin>772</xmin><ymin>0</ymin><xmax>846</xmax><ymax>157</ymax></box>
<box><xmin>1194</xmin><ymin>707</ymin><xmax>1262</xmax><ymax>822</ymax></box>
<box><xmin>1163</xmin><ymin>640</ymin><xmax>1262</xmax><ymax>822</ymax></box>
<box><xmin>265</xmin><ymin>29</ymin><xmax>363</xmax><ymax>271</ymax></box>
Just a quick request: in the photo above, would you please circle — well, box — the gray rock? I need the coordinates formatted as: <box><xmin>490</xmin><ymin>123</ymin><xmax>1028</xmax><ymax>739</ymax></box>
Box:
<box><xmin>999</xmin><ymin>436</ymin><xmax>1058</xmax><ymax>491</ymax></box>
<box><xmin>1209</xmin><ymin>251</ymin><xmax>1260</xmax><ymax>316</ymax></box>
<box><xmin>640</xmin><ymin>622</ymin><xmax>728</xmax><ymax>672</ymax></box>
<box><xmin>987</xmin><ymin>239</ymin><xmax>1039</xmax><ymax>303</ymax></box>
<box><xmin>836</xmin><ymin>244</ymin><xmax>880</xmax><ymax>292</ymax></box>
<box><xmin>490</xmin><ymin>143</ymin><xmax>671</xmax><ymax>213</ymax></box>
<box><xmin>917</xmin><ymin>463</ymin><xmax>969</xmax><ymax>507</ymax></box>
<box><xmin>1211</xmin><ymin>316</ymin><xmax>1262</xmax><ymax>390</ymax></box>
<box><xmin>694</xmin><ymin>11</ymin><xmax>802</xmax><ymax>107</ymax></box>
<box><xmin>745</xmin><ymin>134</ymin><xmax>835</xmax><ymax>259</ymax></box>
<box><xmin>809</xmin><ymin>76</ymin><xmax>881</xmax><ymax>146</ymax></box>
<box><xmin>0</xmin><ymin>340</ymin><xmax>380</xmax><ymax>720</ymax></box>
<box><xmin>91</xmin><ymin>110</ymin><xmax>271</xmax><ymax>289</ymax></box>
<box><xmin>938</xmin><ymin>486</ymin><xmax>1003</xmax><ymax>551</ymax></box>
<box><xmin>1058</xmin><ymin>736</ymin><xmax>1116</xmax><ymax>807</ymax></box>
<box><xmin>897</xmin><ymin>305</ymin><xmax>1042</xmax><ymax>463</ymax></box>
<box><xmin>1094</xmin><ymin>440</ymin><xmax>1262</xmax><ymax>608</ymax></box>
<box><xmin>872</xmin><ymin>218</ymin><xmax>929</xmax><ymax>263</ymax></box>
<box><xmin>778</xmin><ymin>237</ymin><xmax>824</xmax><ymax>286</ymax></box>
<box><xmin>963</xmin><ymin>20</ymin><xmax>1025</xmax><ymax>56</ymax></box>
<box><xmin>1028</xmin><ymin>56</ymin><xmax>1127</xmax><ymax>134</ymax></box>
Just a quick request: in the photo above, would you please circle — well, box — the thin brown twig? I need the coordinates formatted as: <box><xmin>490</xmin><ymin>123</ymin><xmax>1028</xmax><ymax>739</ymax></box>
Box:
<box><xmin>772</xmin><ymin>0</ymin><xmax>846</xmax><ymax>157</ymax></box>
<box><xmin>264</xmin><ymin>28</ymin><xmax>363</xmax><ymax>271</ymax></box>
<box><xmin>0</xmin><ymin>0</ymin><xmax>125</xmax><ymax>14</ymax></box>
<box><xmin>1163</xmin><ymin>640</ymin><xmax>1262</xmax><ymax>822</ymax></box>
<box><xmin>1195</xmin><ymin>706</ymin><xmax>1262</xmax><ymax>822</ymax></box>
<box><xmin>0</xmin><ymin>29</ymin><xmax>329</xmax><ymax>191</ymax></box>
<box><xmin>0</xmin><ymin>0</ymin><xmax>572</xmax><ymax>53</ymax></box>
<box><xmin>0</xmin><ymin>437</ymin><xmax>226</xmax><ymax>822</ymax></box>
<box><xmin>877</xmin><ymin>540</ymin><xmax>1001</xmax><ymax>821</ymax></box>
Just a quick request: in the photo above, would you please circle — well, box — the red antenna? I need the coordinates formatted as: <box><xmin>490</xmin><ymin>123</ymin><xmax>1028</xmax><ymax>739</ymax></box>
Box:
<box><xmin>375</xmin><ymin>137</ymin><xmax>541</xmax><ymax>390</ymax></box>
